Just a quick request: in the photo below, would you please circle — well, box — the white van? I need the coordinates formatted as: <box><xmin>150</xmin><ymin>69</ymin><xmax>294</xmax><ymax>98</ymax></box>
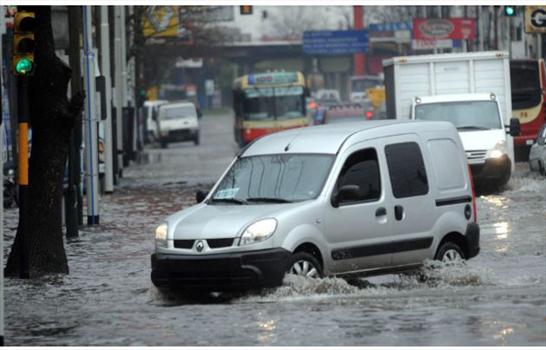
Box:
<box><xmin>412</xmin><ymin>93</ymin><xmax>519</xmax><ymax>188</ymax></box>
<box><xmin>151</xmin><ymin>120</ymin><xmax>480</xmax><ymax>291</ymax></box>
<box><xmin>157</xmin><ymin>102</ymin><xmax>200</xmax><ymax>148</ymax></box>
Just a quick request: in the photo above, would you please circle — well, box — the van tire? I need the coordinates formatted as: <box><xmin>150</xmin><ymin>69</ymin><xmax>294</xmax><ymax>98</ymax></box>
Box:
<box><xmin>287</xmin><ymin>252</ymin><xmax>324</xmax><ymax>278</ymax></box>
<box><xmin>160</xmin><ymin>141</ymin><xmax>168</xmax><ymax>149</ymax></box>
<box><xmin>435</xmin><ymin>241</ymin><xmax>466</xmax><ymax>262</ymax></box>
<box><xmin>193</xmin><ymin>134</ymin><xmax>200</xmax><ymax>146</ymax></box>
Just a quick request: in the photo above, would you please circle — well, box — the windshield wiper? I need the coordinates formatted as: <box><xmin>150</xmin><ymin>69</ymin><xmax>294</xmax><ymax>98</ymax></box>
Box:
<box><xmin>456</xmin><ymin>125</ymin><xmax>490</xmax><ymax>131</ymax></box>
<box><xmin>246</xmin><ymin>197</ymin><xmax>293</xmax><ymax>203</ymax></box>
<box><xmin>210</xmin><ymin>198</ymin><xmax>247</xmax><ymax>205</ymax></box>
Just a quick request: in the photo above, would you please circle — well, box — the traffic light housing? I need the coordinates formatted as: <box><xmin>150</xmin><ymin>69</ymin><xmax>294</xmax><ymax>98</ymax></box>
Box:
<box><xmin>504</xmin><ymin>6</ymin><xmax>516</xmax><ymax>17</ymax></box>
<box><xmin>12</xmin><ymin>11</ymin><xmax>36</xmax><ymax>76</ymax></box>
<box><xmin>240</xmin><ymin>6</ymin><xmax>253</xmax><ymax>15</ymax></box>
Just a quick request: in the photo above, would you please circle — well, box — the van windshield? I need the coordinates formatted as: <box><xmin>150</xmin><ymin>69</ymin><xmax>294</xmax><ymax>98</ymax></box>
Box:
<box><xmin>161</xmin><ymin>106</ymin><xmax>196</xmax><ymax>120</ymax></box>
<box><xmin>210</xmin><ymin>154</ymin><xmax>334</xmax><ymax>204</ymax></box>
<box><xmin>414</xmin><ymin>101</ymin><xmax>502</xmax><ymax>130</ymax></box>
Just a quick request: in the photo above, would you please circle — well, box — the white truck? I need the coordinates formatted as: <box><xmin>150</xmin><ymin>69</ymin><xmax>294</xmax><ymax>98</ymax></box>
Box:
<box><xmin>383</xmin><ymin>51</ymin><xmax>520</xmax><ymax>188</ymax></box>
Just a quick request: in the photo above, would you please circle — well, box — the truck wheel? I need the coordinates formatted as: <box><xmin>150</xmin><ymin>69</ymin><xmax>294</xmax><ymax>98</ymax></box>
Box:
<box><xmin>435</xmin><ymin>241</ymin><xmax>466</xmax><ymax>262</ymax></box>
<box><xmin>287</xmin><ymin>252</ymin><xmax>323</xmax><ymax>278</ymax></box>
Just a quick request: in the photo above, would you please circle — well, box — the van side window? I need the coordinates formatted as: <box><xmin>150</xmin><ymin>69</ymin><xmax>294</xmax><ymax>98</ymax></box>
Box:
<box><xmin>336</xmin><ymin>148</ymin><xmax>381</xmax><ymax>204</ymax></box>
<box><xmin>385</xmin><ymin>142</ymin><xmax>428</xmax><ymax>198</ymax></box>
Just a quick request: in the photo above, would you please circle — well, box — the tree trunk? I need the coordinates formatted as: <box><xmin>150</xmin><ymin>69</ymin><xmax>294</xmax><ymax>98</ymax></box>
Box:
<box><xmin>5</xmin><ymin>6</ymin><xmax>85</xmax><ymax>277</ymax></box>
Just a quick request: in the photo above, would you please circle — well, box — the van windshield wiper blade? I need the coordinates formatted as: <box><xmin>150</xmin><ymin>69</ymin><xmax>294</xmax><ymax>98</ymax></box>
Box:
<box><xmin>210</xmin><ymin>198</ymin><xmax>247</xmax><ymax>205</ymax></box>
<box><xmin>246</xmin><ymin>197</ymin><xmax>293</xmax><ymax>203</ymax></box>
<box><xmin>456</xmin><ymin>125</ymin><xmax>490</xmax><ymax>130</ymax></box>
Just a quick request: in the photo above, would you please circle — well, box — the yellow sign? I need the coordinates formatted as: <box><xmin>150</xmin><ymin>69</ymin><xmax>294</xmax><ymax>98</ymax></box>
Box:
<box><xmin>525</xmin><ymin>6</ymin><xmax>546</xmax><ymax>33</ymax></box>
<box><xmin>142</xmin><ymin>6</ymin><xmax>179</xmax><ymax>38</ymax></box>
<box><xmin>367</xmin><ymin>87</ymin><xmax>385</xmax><ymax>109</ymax></box>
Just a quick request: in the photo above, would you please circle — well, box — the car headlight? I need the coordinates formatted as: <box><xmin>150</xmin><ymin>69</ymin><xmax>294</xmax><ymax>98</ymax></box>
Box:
<box><xmin>155</xmin><ymin>223</ymin><xmax>168</xmax><ymax>248</ymax></box>
<box><xmin>487</xmin><ymin>140</ymin><xmax>507</xmax><ymax>159</ymax></box>
<box><xmin>239</xmin><ymin>219</ymin><xmax>277</xmax><ymax>246</ymax></box>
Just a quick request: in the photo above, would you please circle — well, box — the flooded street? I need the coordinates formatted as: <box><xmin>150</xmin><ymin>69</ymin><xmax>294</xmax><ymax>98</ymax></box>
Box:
<box><xmin>3</xmin><ymin>112</ymin><xmax>545</xmax><ymax>346</ymax></box>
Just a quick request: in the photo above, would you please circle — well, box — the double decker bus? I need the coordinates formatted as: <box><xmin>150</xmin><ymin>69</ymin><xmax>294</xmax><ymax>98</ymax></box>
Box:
<box><xmin>510</xmin><ymin>59</ymin><xmax>546</xmax><ymax>156</ymax></box>
<box><xmin>232</xmin><ymin>71</ymin><xmax>309</xmax><ymax>147</ymax></box>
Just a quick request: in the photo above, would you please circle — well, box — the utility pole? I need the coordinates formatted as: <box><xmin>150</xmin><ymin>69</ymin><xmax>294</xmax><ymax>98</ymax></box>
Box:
<box><xmin>82</xmin><ymin>6</ymin><xmax>100</xmax><ymax>225</ymax></box>
<box><xmin>100</xmin><ymin>6</ymin><xmax>114</xmax><ymax>193</ymax></box>
<box><xmin>114</xmin><ymin>7</ymin><xmax>124</xmax><ymax>179</ymax></box>
<box><xmin>0</xmin><ymin>5</ymin><xmax>5</xmax><ymax>344</ymax></box>
<box><xmin>353</xmin><ymin>5</ymin><xmax>365</xmax><ymax>76</ymax></box>
<box><xmin>66</xmin><ymin>6</ymin><xmax>83</xmax><ymax>236</ymax></box>
<box><xmin>120</xmin><ymin>6</ymin><xmax>130</xmax><ymax>167</ymax></box>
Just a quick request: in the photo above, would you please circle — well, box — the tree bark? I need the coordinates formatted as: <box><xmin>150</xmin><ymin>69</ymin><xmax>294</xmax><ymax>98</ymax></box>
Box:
<box><xmin>5</xmin><ymin>6</ymin><xmax>85</xmax><ymax>277</ymax></box>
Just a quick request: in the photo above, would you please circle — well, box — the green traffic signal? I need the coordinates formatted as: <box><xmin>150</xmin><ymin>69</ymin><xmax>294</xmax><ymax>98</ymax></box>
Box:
<box><xmin>504</xmin><ymin>6</ymin><xmax>516</xmax><ymax>16</ymax></box>
<box><xmin>15</xmin><ymin>58</ymin><xmax>33</xmax><ymax>75</ymax></box>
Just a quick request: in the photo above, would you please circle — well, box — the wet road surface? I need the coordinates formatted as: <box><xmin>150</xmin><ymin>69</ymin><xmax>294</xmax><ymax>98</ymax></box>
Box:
<box><xmin>3</xmin><ymin>112</ymin><xmax>545</xmax><ymax>345</ymax></box>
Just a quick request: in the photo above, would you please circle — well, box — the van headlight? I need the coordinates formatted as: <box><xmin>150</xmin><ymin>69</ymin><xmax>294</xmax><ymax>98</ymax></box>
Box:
<box><xmin>487</xmin><ymin>140</ymin><xmax>507</xmax><ymax>159</ymax></box>
<box><xmin>155</xmin><ymin>223</ymin><xmax>168</xmax><ymax>248</ymax></box>
<box><xmin>239</xmin><ymin>219</ymin><xmax>277</xmax><ymax>246</ymax></box>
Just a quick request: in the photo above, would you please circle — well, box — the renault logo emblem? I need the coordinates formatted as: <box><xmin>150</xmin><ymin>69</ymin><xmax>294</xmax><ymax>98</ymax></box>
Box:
<box><xmin>195</xmin><ymin>240</ymin><xmax>205</xmax><ymax>252</ymax></box>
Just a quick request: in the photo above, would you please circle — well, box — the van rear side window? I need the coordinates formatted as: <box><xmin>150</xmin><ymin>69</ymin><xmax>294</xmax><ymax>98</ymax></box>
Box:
<box><xmin>427</xmin><ymin>139</ymin><xmax>466</xmax><ymax>191</ymax></box>
<box><xmin>385</xmin><ymin>142</ymin><xmax>428</xmax><ymax>198</ymax></box>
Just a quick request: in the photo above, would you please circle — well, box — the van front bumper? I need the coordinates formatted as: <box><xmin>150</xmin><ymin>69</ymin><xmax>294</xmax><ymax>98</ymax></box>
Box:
<box><xmin>151</xmin><ymin>248</ymin><xmax>291</xmax><ymax>291</ymax></box>
<box><xmin>470</xmin><ymin>155</ymin><xmax>511</xmax><ymax>186</ymax></box>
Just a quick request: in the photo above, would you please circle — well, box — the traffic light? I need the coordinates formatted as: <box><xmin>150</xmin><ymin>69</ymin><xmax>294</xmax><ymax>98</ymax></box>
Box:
<box><xmin>504</xmin><ymin>6</ymin><xmax>517</xmax><ymax>17</ymax></box>
<box><xmin>12</xmin><ymin>11</ymin><xmax>36</xmax><ymax>76</ymax></box>
<box><xmin>240</xmin><ymin>5</ymin><xmax>253</xmax><ymax>15</ymax></box>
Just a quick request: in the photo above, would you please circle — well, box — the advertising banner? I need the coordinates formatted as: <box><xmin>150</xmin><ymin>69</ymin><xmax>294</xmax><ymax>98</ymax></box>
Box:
<box><xmin>413</xmin><ymin>18</ymin><xmax>476</xmax><ymax>40</ymax></box>
<box><xmin>303</xmin><ymin>30</ymin><xmax>369</xmax><ymax>55</ymax></box>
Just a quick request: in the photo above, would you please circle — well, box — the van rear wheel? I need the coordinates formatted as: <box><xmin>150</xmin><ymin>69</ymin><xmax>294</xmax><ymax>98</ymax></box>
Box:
<box><xmin>287</xmin><ymin>252</ymin><xmax>323</xmax><ymax>278</ymax></box>
<box><xmin>435</xmin><ymin>241</ymin><xmax>465</xmax><ymax>263</ymax></box>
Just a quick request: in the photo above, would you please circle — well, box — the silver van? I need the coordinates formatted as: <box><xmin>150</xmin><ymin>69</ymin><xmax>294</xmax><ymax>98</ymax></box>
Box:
<box><xmin>151</xmin><ymin>121</ymin><xmax>480</xmax><ymax>291</ymax></box>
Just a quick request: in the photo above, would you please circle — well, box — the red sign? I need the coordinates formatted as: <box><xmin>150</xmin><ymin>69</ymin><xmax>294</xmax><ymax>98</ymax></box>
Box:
<box><xmin>413</xmin><ymin>18</ymin><xmax>476</xmax><ymax>40</ymax></box>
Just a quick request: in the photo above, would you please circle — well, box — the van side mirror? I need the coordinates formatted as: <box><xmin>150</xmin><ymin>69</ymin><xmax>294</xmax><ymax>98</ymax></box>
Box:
<box><xmin>507</xmin><ymin>118</ymin><xmax>520</xmax><ymax>137</ymax></box>
<box><xmin>331</xmin><ymin>185</ymin><xmax>361</xmax><ymax>207</ymax></box>
<box><xmin>196</xmin><ymin>190</ymin><xmax>208</xmax><ymax>203</ymax></box>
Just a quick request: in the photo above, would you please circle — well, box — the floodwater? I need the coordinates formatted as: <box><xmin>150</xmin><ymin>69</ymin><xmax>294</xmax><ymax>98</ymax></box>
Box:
<box><xmin>2</xmin><ymin>113</ymin><xmax>545</xmax><ymax>345</ymax></box>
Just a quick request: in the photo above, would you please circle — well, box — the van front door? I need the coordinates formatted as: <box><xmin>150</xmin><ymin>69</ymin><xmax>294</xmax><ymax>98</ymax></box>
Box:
<box><xmin>323</xmin><ymin>142</ymin><xmax>393</xmax><ymax>274</ymax></box>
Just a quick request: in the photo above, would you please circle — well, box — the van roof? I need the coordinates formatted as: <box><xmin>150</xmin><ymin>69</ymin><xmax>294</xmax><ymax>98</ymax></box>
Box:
<box><xmin>160</xmin><ymin>101</ymin><xmax>196</xmax><ymax>109</ymax></box>
<box><xmin>242</xmin><ymin>120</ymin><xmax>456</xmax><ymax>156</ymax></box>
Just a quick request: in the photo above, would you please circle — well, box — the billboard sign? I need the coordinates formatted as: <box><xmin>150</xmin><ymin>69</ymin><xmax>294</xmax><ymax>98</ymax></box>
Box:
<box><xmin>303</xmin><ymin>30</ymin><xmax>369</xmax><ymax>55</ymax></box>
<box><xmin>413</xmin><ymin>18</ymin><xmax>476</xmax><ymax>40</ymax></box>
<box><xmin>369</xmin><ymin>22</ymin><xmax>412</xmax><ymax>32</ymax></box>
<box><xmin>525</xmin><ymin>6</ymin><xmax>546</xmax><ymax>33</ymax></box>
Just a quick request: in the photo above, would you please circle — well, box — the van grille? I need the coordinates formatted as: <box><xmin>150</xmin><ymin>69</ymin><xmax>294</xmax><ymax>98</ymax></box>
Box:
<box><xmin>207</xmin><ymin>238</ymin><xmax>234</xmax><ymax>248</ymax></box>
<box><xmin>465</xmin><ymin>150</ymin><xmax>487</xmax><ymax>161</ymax></box>
<box><xmin>173</xmin><ymin>239</ymin><xmax>234</xmax><ymax>249</ymax></box>
<box><xmin>174</xmin><ymin>240</ymin><xmax>194</xmax><ymax>249</ymax></box>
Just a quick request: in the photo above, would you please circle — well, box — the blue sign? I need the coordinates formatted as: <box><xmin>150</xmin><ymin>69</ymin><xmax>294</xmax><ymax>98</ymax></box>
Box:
<box><xmin>303</xmin><ymin>30</ymin><xmax>368</xmax><ymax>55</ymax></box>
<box><xmin>368</xmin><ymin>22</ymin><xmax>412</xmax><ymax>32</ymax></box>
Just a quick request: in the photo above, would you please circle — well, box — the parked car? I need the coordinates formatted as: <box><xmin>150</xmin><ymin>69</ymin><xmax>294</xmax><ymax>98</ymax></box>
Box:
<box><xmin>151</xmin><ymin>120</ymin><xmax>480</xmax><ymax>292</ymax></box>
<box><xmin>157</xmin><ymin>101</ymin><xmax>200</xmax><ymax>148</ymax></box>
<box><xmin>529</xmin><ymin>124</ymin><xmax>546</xmax><ymax>175</ymax></box>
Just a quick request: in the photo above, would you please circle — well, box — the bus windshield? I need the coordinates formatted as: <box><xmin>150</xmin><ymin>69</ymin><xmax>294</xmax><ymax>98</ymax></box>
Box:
<box><xmin>510</xmin><ymin>61</ymin><xmax>541</xmax><ymax>110</ymax></box>
<box><xmin>414</xmin><ymin>101</ymin><xmax>502</xmax><ymax>130</ymax></box>
<box><xmin>242</xmin><ymin>86</ymin><xmax>304</xmax><ymax>121</ymax></box>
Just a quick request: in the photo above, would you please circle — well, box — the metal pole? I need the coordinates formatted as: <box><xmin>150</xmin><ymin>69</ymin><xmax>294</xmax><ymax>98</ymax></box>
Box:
<box><xmin>120</xmin><ymin>7</ymin><xmax>130</xmax><ymax>167</ymax></box>
<box><xmin>17</xmin><ymin>77</ymin><xmax>30</xmax><ymax>279</ymax></box>
<box><xmin>82</xmin><ymin>6</ymin><xmax>100</xmax><ymax>225</ymax></box>
<box><xmin>100</xmin><ymin>6</ymin><xmax>114</xmax><ymax>193</ymax></box>
<box><xmin>114</xmin><ymin>7</ymin><xmax>123</xmax><ymax>178</ymax></box>
<box><xmin>66</xmin><ymin>6</ymin><xmax>83</xmax><ymax>236</ymax></box>
<box><xmin>478</xmin><ymin>6</ymin><xmax>484</xmax><ymax>51</ymax></box>
<box><xmin>0</xmin><ymin>5</ymin><xmax>5</xmax><ymax>343</ymax></box>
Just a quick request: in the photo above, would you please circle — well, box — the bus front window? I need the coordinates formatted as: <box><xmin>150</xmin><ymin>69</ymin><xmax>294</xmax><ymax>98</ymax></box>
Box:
<box><xmin>243</xmin><ymin>88</ymin><xmax>274</xmax><ymax>120</ymax></box>
<box><xmin>275</xmin><ymin>87</ymin><xmax>305</xmax><ymax>119</ymax></box>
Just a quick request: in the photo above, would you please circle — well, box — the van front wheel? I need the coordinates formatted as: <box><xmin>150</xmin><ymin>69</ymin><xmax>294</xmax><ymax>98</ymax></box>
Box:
<box><xmin>435</xmin><ymin>241</ymin><xmax>465</xmax><ymax>263</ymax></box>
<box><xmin>287</xmin><ymin>252</ymin><xmax>323</xmax><ymax>278</ymax></box>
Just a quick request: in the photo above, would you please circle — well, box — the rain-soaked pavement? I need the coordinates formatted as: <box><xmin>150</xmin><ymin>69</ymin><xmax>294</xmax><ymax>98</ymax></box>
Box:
<box><xmin>3</xmin><ymin>111</ymin><xmax>546</xmax><ymax>345</ymax></box>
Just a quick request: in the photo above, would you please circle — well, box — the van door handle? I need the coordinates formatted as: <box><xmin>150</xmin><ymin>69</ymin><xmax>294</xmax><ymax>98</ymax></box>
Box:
<box><xmin>394</xmin><ymin>205</ymin><xmax>404</xmax><ymax>221</ymax></box>
<box><xmin>375</xmin><ymin>207</ymin><xmax>387</xmax><ymax>217</ymax></box>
